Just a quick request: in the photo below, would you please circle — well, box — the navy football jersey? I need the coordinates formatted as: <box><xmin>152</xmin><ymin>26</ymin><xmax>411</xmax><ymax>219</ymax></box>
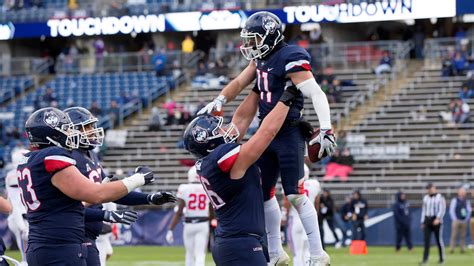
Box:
<box><xmin>71</xmin><ymin>149</ymin><xmax>106</xmax><ymax>240</ymax></box>
<box><xmin>17</xmin><ymin>146</ymin><xmax>84</xmax><ymax>244</ymax></box>
<box><xmin>196</xmin><ymin>143</ymin><xmax>265</xmax><ymax>238</ymax></box>
<box><xmin>254</xmin><ymin>44</ymin><xmax>310</xmax><ymax>121</ymax></box>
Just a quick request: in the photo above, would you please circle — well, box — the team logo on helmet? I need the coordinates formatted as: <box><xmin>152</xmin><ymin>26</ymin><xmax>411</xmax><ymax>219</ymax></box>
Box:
<box><xmin>262</xmin><ymin>16</ymin><xmax>277</xmax><ymax>34</ymax></box>
<box><xmin>192</xmin><ymin>127</ymin><xmax>208</xmax><ymax>143</ymax></box>
<box><xmin>43</xmin><ymin>111</ymin><xmax>60</xmax><ymax>128</ymax></box>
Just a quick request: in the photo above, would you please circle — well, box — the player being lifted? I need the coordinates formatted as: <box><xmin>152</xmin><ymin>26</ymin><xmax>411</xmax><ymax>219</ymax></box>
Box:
<box><xmin>184</xmin><ymin>86</ymin><xmax>300</xmax><ymax>265</ymax></box>
<box><xmin>198</xmin><ymin>11</ymin><xmax>335</xmax><ymax>265</ymax></box>
<box><xmin>166</xmin><ymin>166</ymin><xmax>211</xmax><ymax>266</ymax></box>
<box><xmin>5</xmin><ymin>149</ymin><xmax>29</xmax><ymax>266</ymax></box>
<box><xmin>64</xmin><ymin>106</ymin><xmax>176</xmax><ymax>266</ymax></box>
<box><xmin>18</xmin><ymin>107</ymin><xmax>155</xmax><ymax>266</ymax></box>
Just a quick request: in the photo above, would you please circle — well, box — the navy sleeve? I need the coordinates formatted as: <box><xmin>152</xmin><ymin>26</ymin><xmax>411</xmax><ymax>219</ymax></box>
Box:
<box><xmin>114</xmin><ymin>191</ymin><xmax>150</xmax><ymax>206</ymax></box>
<box><xmin>284</xmin><ymin>46</ymin><xmax>312</xmax><ymax>75</ymax></box>
<box><xmin>84</xmin><ymin>208</ymin><xmax>105</xmax><ymax>222</ymax></box>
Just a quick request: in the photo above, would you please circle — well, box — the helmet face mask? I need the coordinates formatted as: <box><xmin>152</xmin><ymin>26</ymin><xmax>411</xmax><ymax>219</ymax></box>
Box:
<box><xmin>73</xmin><ymin>118</ymin><xmax>105</xmax><ymax>148</ymax></box>
<box><xmin>184</xmin><ymin>115</ymin><xmax>240</xmax><ymax>158</ymax></box>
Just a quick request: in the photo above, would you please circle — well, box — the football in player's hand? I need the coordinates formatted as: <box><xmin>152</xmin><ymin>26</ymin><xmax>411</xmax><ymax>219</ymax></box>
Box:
<box><xmin>308</xmin><ymin>128</ymin><xmax>328</xmax><ymax>163</ymax></box>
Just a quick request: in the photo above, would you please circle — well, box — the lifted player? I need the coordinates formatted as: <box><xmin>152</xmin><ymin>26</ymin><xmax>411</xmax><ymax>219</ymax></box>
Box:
<box><xmin>198</xmin><ymin>11</ymin><xmax>334</xmax><ymax>266</ymax></box>
<box><xmin>184</xmin><ymin>86</ymin><xmax>299</xmax><ymax>265</ymax></box>
<box><xmin>166</xmin><ymin>166</ymin><xmax>210</xmax><ymax>266</ymax></box>
<box><xmin>18</xmin><ymin>107</ymin><xmax>154</xmax><ymax>266</ymax></box>
<box><xmin>64</xmin><ymin>106</ymin><xmax>176</xmax><ymax>266</ymax></box>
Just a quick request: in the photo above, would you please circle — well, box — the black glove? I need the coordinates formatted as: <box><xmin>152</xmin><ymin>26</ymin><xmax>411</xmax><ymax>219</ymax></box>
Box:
<box><xmin>279</xmin><ymin>85</ymin><xmax>299</xmax><ymax>106</ymax></box>
<box><xmin>134</xmin><ymin>166</ymin><xmax>155</xmax><ymax>185</ymax></box>
<box><xmin>298</xmin><ymin>120</ymin><xmax>314</xmax><ymax>140</ymax></box>
<box><xmin>147</xmin><ymin>192</ymin><xmax>177</xmax><ymax>205</ymax></box>
<box><xmin>103</xmin><ymin>210</ymin><xmax>139</xmax><ymax>225</ymax></box>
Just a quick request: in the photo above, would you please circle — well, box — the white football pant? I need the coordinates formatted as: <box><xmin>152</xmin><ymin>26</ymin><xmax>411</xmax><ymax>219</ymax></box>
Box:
<box><xmin>7</xmin><ymin>217</ymin><xmax>27</xmax><ymax>264</ymax></box>
<box><xmin>183</xmin><ymin>222</ymin><xmax>209</xmax><ymax>266</ymax></box>
<box><xmin>289</xmin><ymin>215</ymin><xmax>310</xmax><ymax>266</ymax></box>
<box><xmin>96</xmin><ymin>233</ymin><xmax>113</xmax><ymax>266</ymax></box>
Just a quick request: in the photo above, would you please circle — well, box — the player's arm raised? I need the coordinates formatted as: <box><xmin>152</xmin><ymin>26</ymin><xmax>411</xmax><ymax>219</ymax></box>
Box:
<box><xmin>231</xmin><ymin>90</ymin><xmax>259</xmax><ymax>140</ymax></box>
<box><xmin>51</xmin><ymin>165</ymin><xmax>154</xmax><ymax>204</ymax></box>
<box><xmin>198</xmin><ymin>61</ymin><xmax>256</xmax><ymax>115</ymax></box>
<box><xmin>229</xmin><ymin>87</ymin><xmax>299</xmax><ymax>179</ymax></box>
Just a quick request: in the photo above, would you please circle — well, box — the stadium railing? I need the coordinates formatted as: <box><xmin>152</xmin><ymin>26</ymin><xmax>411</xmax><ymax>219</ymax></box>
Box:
<box><xmin>424</xmin><ymin>36</ymin><xmax>474</xmax><ymax>67</ymax></box>
<box><xmin>0</xmin><ymin>57</ymin><xmax>49</xmax><ymax>76</ymax></box>
<box><xmin>54</xmin><ymin>50</ymin><xmax>203</xmax><ymax>74</ymax></box>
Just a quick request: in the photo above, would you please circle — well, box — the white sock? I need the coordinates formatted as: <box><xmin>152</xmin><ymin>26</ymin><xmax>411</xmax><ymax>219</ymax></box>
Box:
<box><xmin>288</xmin><ymin>194</ymin><xmax>324</xmax><ymax>257</ymax></box>
<box><xmin>264</xmin><ymin>197</ymin><xmax>284</xmax><ymax>258</ymax></box>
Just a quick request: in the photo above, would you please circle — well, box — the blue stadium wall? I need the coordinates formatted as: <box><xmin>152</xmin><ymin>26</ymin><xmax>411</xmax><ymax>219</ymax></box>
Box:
<box><xmin>0</xmin><ymin>208</ymin><xmax>472</xmax><ymax>247</ymax></box>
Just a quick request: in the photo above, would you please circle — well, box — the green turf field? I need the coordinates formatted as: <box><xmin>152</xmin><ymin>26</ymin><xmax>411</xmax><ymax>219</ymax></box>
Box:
<box><xmin>6</xmin><ymin>246</ymin><xmax>474</xmax><ymax>265</ymax></box>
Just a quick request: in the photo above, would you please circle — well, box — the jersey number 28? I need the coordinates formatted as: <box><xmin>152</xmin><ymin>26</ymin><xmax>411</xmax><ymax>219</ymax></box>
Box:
<box><xmin>188</xmin><ymin>193</ymin><xmax>207</xmax><ymax>210</ymax></box>
<box><xmin>17</xmin><ymin>168</ymin><xmax>41</xmax><ymax>211</ymax></box>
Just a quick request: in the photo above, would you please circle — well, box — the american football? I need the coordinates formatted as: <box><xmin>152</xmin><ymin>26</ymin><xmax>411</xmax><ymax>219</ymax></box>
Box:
<box><xmin>308</xmin><ymin>128</ymin><xmax>328</xmax><ymax>163</ymax></box>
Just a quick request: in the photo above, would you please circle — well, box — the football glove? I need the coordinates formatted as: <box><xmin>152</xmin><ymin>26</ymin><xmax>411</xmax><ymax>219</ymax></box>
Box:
<box><xmin>197</xmin><ymin>95</ymin><xmax>227</xmax><ymax>115</ymax></box>
<box><xmin>166</xmin><ymin>230</ymin><xmax>174</xmax><ymax>243</ymax></box>
<box><xmin>298</xmin><ymin>120</ymin><xmax>314</xmax><ymax>140</ymax></box>
<box><xmin>147</xmin><ymin>192</ymin><xmax>177</xmax><ymax>205</ymax></box>
<box><xmin>134</xmin><ymin>166</ymin><xmax>155</xmax><ymax>185</ymax></box>
<box><xmin>309</xmin><ymin>129</ymin><xmax>337</xmax><ymax>158</ymax></box>
<box><xmin>103</xmin><ymin>210</ymin><xmax>138</xmax><ymax>225</ymax></box>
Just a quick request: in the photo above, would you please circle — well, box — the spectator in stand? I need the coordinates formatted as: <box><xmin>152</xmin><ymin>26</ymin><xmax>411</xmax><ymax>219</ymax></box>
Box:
<box><xmin>182</xmin><ymin>35</ymin><xmax>194</xmax><ymax>54</ymax></box>
<box><xmin>336</xmin><ymin>130</ymin><xmax>347</xmax><ymax>149</ymax></box>
<box><xmin>162</xmin><ymin>98</ymin><xmax>176</xmax><ymax>125</ymax></box>
<box><xmin>324</xmin><ymin>148</ymin><xmax>354</xmax><ymax>182</ymax></box>
<box><xmin>34</xmin><ymin>87</ymin><xmax>58</xmax><ymax>110</ymax></box>
<box><xmin>148</xmin><ymin>107</ymin><xmax>162</xmax><ymax>131</ymax></box>
<box><xmin>327</xmin><ymin>79</ymin><xmax>342</xmax><ymax>103</ymax></box>
<box><xmin>196</xmin><ymin>61</ymin><xmax>208</xmax><ymax>77</ymax></box>
<box><xmin>439</xmin><ymin>99</ymin><xmax>457</xmax><ymax>124</ymax></box>
<box><xmin>94</xmin><ymin>37</ymin><xmax>106</xmax><ymax>72</ymax></box>
<box><xmin>108</xmin><ymin>100</ymin><xmax>120</xmax><ymax>126</ymax></box>
<box><xmin>319</xmin><ymin>189</ymin><xmax>340</xmax><ymax>248</ymax></box>
<box><xmin>340</xmin><ymin>195</ymin><xmax>353</xmax><ymax>247</ymax></box>
<box><xmin>351</xmin><ymin>190</ymin><xmax>368</xmax><ymax>241</ymax></box>
<box><xmin>449</xmin><ymin>187</ymin><xmax>471</xmax><ymax>254</ymax></box>
<box><xmin>90</xmin><ymin>101</ymin><xmax>102</xmax><ymax>117</ymax></box>
<box><xmin>152</xmin><ymin>48</ymin><xmax>167</xmax><ymax>77</ymax></box>
<box><xmin>393</xmin><ymin>191</ymin><xmax>413</xmax><ymax>252</ymax></box>
<box><xmin>374</xmin><ymin>50</ymin><xmax>393</xmax><ymax>75</ymax></box>
<box><xmin>320</xmin><ymin>79</ymin><xmax>330</xmax><ymax>94</ymax></box>
<box><xmin>455</xmin><ymin>99</ymin><xmax>470</xmax><ymax>124</ymax></box>
<box><xmin>441</xmin><ymin>54</ymin><xmax>455</xmax><ymax>77</ymax></box>
<box><xmin>458</xmin><ymin>85</ymin><xmax>473</xmax><ymax>100</ymax></box>
<box><xmin>452</xmin><ymin>51</ymin><xmax>467</xmax><ymax>76</ymax></box>
<box><xmin>116</xmin><ymin>91</ymin><xmax>131</xmax><ymax>105</ymax></box>
<box><xmin>319</xmin><ymin>65</ymin><xmax>335</xmax><ymax>84</ymax></box>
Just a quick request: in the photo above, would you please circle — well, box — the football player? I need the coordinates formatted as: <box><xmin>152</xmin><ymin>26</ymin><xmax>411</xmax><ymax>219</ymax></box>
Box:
<box><xmin>284</xmin><ymin>164</ymin><xmax>321</xmax><ymax>266</ymax></box>
<box><xmin>166</xmin><ymin>166</ymin><xmax>210</xmax><ymax>266</ymax></box>
<box><xmin>96</xmin><ymin>202</ymin><xmax>118</xmax><ymax>266</ymax></box>
<box><xmin>64</xmin><ymin>106</ymin><xmax>177</xmax><ymax>266</ymax></box>
<box><xmin>0</xmin><ymin>196</ymin><xmax>13</xmax><ymax>266</ymax></box>
<box><xmin>183</xmin><ymin>86</ymin><xmax>299</xmax><ymax>265</ymax></box>
<box><xmin>198</xmin><ymin>11</ymin><xmax>334</xmax><ymax>265</ymax></box>
<box><xmin>5</xmin><ymin>149</ymin><xmax>29</xmax><ymax>266</ymax></box>
<box><xmin>18</xmin><ymin>107</ymin><xmax>154</xmax><ymax>266</ymax></box>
